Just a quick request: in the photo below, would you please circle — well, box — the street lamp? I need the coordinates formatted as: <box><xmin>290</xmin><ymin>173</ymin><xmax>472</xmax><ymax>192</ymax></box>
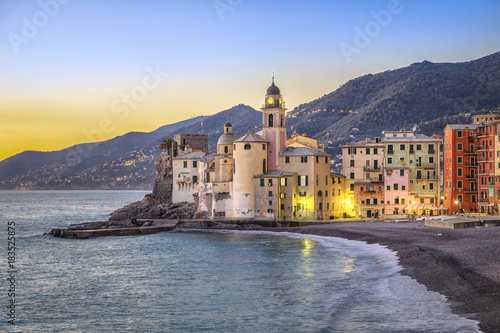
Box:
<box><xmin>454</xmin><ymin>200</ymin><xmax>458</xmax><ymax>214</ymax></box>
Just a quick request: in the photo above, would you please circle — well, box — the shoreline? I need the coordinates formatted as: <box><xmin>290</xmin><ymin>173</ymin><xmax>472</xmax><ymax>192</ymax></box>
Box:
<box><xmin>262</xmin><ymin>222</ymin><xmax>500</xmax><ymax>333</ymax></box>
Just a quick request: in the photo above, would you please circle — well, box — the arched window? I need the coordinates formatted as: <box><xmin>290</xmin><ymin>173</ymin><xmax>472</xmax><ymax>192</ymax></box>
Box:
<box><xmin>269</xmin><ymin>114</ymin><xmax>273</xmax><ymax>127</ymax></box>
<box><xmin>280</xmin><ymin>114</ymin><xmax>284</xmax><ymax>127</ymax></box>
<box><xmin>244</xmin><ymin>143</ymin><xmax>251</xmax><ymax>150</ymax></box>
<box><xmin>318</xmin><ymin>190</ymin><xmax>322</xmax><ymax>197</ymax></box>
<box><xmin>263</xmin><ymin>159</ymin><xmax>266</xmax><ymax>173</ymax></box>
<box><xmin>224</xmin><ymin>146</ymin><xmax>228</xmax><ymax>154</ymax></box>
<box><xmin>226</xmin><ymin>127</ymin><xmax>228</xmax><ymax>133</ymax></box>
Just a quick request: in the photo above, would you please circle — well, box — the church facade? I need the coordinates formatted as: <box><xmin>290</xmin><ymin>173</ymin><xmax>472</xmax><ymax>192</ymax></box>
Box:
<box><xmin>172</xmin><ymin>79</ymin><xmax>347</xmax><ymax>220</ymax></box>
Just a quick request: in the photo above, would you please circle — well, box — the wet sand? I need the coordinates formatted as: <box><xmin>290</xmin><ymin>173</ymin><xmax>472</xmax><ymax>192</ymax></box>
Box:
<box><xmin>268</xmin><ymin>222</ymin><xmax>500</xmax><ymax>333</ymax></box>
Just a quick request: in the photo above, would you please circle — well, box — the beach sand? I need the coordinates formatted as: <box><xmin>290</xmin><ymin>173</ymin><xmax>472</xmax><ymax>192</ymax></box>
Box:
<box><xmin>268</xmin><ymin>222</ymin><xmax>500</xmax><ymax>333</ymax></box>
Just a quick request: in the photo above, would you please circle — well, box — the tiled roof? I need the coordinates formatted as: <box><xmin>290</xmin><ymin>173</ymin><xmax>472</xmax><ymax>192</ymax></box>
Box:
<box><xmin>446</xmin><ymin>124</ymin><xmax>480</xmax><ymax>130</ymax></box>
<box><xmin>199</xmin><ymin>153</ymin><xmax>216</xmax><ymax>163</ymax></box>
<box><xmin>254</xmin><ymin>170</ymin><xmax>296</xmax><ymax>178</ymax></box>
<box><xmin>234</xmin><ymin>132</ymin><xmax>267</xmax><ymax>143</ymax></box>
<box><xmin>172</xmin><ymin>151</ymin><xmax>206</xmax><ymax>160</ymax></box>
<box><xmin>279</xmin><ymin>146</ymin><xmax>329</xmax><ymax>156</ymax></box>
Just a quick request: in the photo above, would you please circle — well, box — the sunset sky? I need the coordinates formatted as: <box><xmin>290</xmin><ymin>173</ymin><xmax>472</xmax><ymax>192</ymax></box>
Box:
<box><xmin>1</xmin><ymin>0</ymin><xmax>500</xmax><ymax>161</ymax></box>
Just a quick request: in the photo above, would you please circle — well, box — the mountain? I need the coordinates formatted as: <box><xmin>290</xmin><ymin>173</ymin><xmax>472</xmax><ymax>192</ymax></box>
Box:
<box><xmin>286</xmin><ymin>51</ymin><xmax>500</xmax><ymax>156</ymax></box>
<box><xmin>0</xmin><ymin>104</ymin><xmax>261</xmax><ymax>190</ymax></box>
<box><xmin>2</xmin><ymin>51</ymin><xmax>500</xmax><ymax>189</ymax></box>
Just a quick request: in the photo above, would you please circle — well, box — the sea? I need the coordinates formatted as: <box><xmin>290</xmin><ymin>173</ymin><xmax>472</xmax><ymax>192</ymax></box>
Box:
<box><xmin>0</xmin><ymin>190</ymin><xmax>481</xmax><ymax>333</ymax></box>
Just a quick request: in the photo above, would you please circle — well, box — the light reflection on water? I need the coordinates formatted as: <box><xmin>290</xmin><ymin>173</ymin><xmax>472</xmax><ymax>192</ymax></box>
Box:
<box><xmin>0</xmin><ymin>191</ymin><xmax>482</xmax><ymax>333</ymax></box>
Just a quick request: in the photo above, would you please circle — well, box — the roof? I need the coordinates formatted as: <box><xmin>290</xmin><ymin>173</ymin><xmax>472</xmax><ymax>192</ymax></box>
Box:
<box><xmin>266</xmin><ymin>78</ymin><xmax>280</xmax><ymax>95</ymax></box>
<box><xmin>279</xmin><ymin>146</ymin><xmax>329</xmax><ymax>156</ymax></box>
<box><xmin>342</xmin><ymin>138</ymin><xmax>384</xmax><ymax>148</ymax></box>
<box><xmin>217</xmin><ymin>132</ymin><xmax>236</xmax><ymax>145</ymax></box>
<box><xmin>173</xmin><ymin>151</ymin><xmax>206</xmax><ymax>160</ymax></box>
<box><xmin>446</xmin><ymin>124</ymin><xmax>480</xmax><ymax>130</ymax></box>
<box><xmin>199</xmin><ymin>153</ymin><xmax>216</xmax><ymax>163</ymax></box>
<box><xmin>254</xmin><ymin>170</ymin><xmax>296</xmax><ymax>178</ymax></box>
<box><xmin>330</xmin><ymin>172</ymin><xmax>345</xmax><ymax>178</ymax></box>
<box><xmin>234</xmin><ymin>132</ymin><xmax>267</xmax><ymax>143</ymax></box>
<box><xmin>384</xmin><ymin>133</ymin><xmax>441</xmax><ymax>142</ymax></box>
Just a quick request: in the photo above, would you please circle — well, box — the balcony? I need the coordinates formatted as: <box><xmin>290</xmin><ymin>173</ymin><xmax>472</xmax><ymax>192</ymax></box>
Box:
<box><xmin>465</xmin><ymin>162</ymin><xmax>478</xmax><ymax>167</ymax></box>
<box><xmin>468</xmin><ymin>136</ymin><xmax>476</xmax><ymax>142</ymax></box>
<box><xmin>415</xmin><ymin>175</ymin><xmax>438</xmax><ymax>180</ymax></box>
<box><xmin>464</xmin><ymin>149</ymin><xmax>476</xmax><ymax>154</ymax></box>
<box><xmin>489</xmin><ymin>181</ymin><xmax>495</xmax><ymax>186</ymax></box>
<box><xmin>416</xmin><ymin>163</ymin><xmax>437</xmax><ymax>168</ymax></box>
<box><xmin>465</xmin><ymin>174</ymin><xmax>477</xmax><ymax>179</ymax></box>
<box><xmin>479</xmin><ymin>198</ymin><xmax>490</xmax><ymax>203</ymax></box>
<box><xmin>477</xmin><ymin>156</ymin><xmax>488</xmax><ymax>162</ymax></box>
<box><xmin>363</xmin><ymin>166</ymin><xmax>381</xmax><ymax>172</ymax></box>
<box><xmin>477</xmin><ymin>145</ymin><xmax>488</xmax><ymax>151</ymax></box>
<box><xmin>464</xmin><ymin>188</ymin><xmax>477</xmax><ymax>193</ymax></box>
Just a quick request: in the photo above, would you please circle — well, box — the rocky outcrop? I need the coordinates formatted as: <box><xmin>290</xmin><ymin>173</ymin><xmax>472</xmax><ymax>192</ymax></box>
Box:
<box><xmin>109</xmin><ymin>156</ymin><xmax>196</xmax><ymax>221</ymax></box>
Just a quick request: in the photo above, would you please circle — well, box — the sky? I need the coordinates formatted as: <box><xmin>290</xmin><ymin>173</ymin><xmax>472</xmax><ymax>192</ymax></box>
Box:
<box><xmin>1</xmin><ymin>0</ymin><xmax>500</xmax><ymax>161</ymax></box>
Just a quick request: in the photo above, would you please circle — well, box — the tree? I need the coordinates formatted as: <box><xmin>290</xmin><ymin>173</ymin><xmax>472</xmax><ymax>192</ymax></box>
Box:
<box><xmin>159</xmin><ymin>137</ymin><xmax>173</xmax><ymax>154</ymax></box>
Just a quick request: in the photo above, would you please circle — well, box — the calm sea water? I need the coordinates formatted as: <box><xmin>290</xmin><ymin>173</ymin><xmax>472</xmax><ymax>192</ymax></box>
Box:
<box><xmin>0</xmin><ymin>191</ymin><xmax>480</xmax><ymax>333</ymax></box>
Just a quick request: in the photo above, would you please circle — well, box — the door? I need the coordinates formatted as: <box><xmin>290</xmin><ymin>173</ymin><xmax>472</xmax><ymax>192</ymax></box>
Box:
<box><xmin>367</xmin><ymin>210</ymin><xmax>372</xmax><ymax>218</ymax></box>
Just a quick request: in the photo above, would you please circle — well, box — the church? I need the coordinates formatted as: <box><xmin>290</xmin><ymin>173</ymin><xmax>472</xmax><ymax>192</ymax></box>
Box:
<box><xmin>171</xmin><ymin>79</ymin><xmax>346</xmax><ymax>220</ymax></box>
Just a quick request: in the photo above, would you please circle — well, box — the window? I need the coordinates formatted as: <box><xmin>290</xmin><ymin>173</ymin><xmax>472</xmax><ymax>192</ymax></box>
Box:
<box><xmin>429</xmin><ymin>156</ymin><xmax>434</xmax><ymax>164</ymax></box>
<box><xmin>402</xmin><ymin>185</ymin><xmax>406</xmax><ymax>191</ymax></box>
<box><xmin>280</xmin><ymin>178</ymin><xmax>287</xmax><ymax>186</ymax></box>
<box><xmin>457</xmin><ymin>195</ymin><xmax>463</xmax><ymax>203</ymax></box>
<box><xmin>457</xmin><ymin>156</ymin><xmax>463</xmax><ymax>163</ymax></box>
<box><xmin>366</xmin><ymin>148</ymin><xmax>370</xmax><ymax>154</ymax></box>
<box><xmin>472</xmin><ymin>195</ymin><xmax>476</xmax><ymax>203</ymax></box>
<box><xmin>348</xmin><ymin>148</ymin><xmax>357</xmax><ymax>154</ymax></box>
<box><xmin>206</xmin><ymin>173</ymin><xmax>210</xmax><ymax>182</ymax></box>
<box><xmin>268</xmin><ymin>201</ymin><xmax>272</xmax><ymax>206</ymax></box>
<box><xmin>268</xmin><ymin>179</ymin><xmax>273</xmax><ymax>186</ymax></box>
<box><xmin>325</xmin><ymin>157</ymin><xmax>328</xmax><ymax>163</ymax></box>
<box><xmin>234</xmin><ymin>144</ymin><xmax>236</xmax><ymax>150</ymax></box>
<box><xmin>260</xmin><ymin>179</ymin><xmax>264</xmax><ymax>187</ymax></box>
<box><xmin>325</xmin><ymin>175</ymin><xmax>328</xmax><ymax>185</ymax></box>
<box><xmin>395</xmin><ymin>198</ymin><xmax>399</xmax><ymax>204</ymax></box>
<box><xmin>457</xmin><ymin>180</ymin><xmax>462</xmax><ymax>189</ymax></box>
<box><xmin>457</xmin><ymin>131</ymin><xmax>462</xmax><ymax>138</ymax></box>
<box><xmin>350</xmin><ymin>184</ymin><xmax>354</xmax><ymax>191</ymax></box>
<box><xmin>416</xmin><ymin>144</ymin><xmax>422</xmax><ymax>150</ymax></box>
<box><xmin>224</xmin><ymin>146</ymin><xmax>228</xmax><ymax>154</ymax></box>
<box><xmin>350</xmin><ymin>160</ymin><xmax>355</xmax><ymax>167</ymax></box>
<box><xmin>316</xmin><ymin>156</ymin><xmax>319</xmax><ymax>163</ymax></box>
<box><xmin>400</xmin><ymin>144</ymin><xmax>405</xmax><ymax>151</ymax></box>
<box><xmin>387</xmin><ymin>185</ymin><xmax>390</xmax><ymax>190</ymax></box>
<box><xmin>263</xmin><ymin>159</ymin><xmax>266</xmax><ymax>173</ymax></box>
<box><xmin>193</xmin><ymin>161</ymin><xmax>198</xmax><ymax>168</ymax></box>
<box><xmin>457</xmin><ymin>168</ymin><xmax>462</xmax><ymax>177</ymax></box>
<box><xmin>400</xmin><ymin>169</ymin><xmax>404</xmax><ymax>176</ymax></box>
<box><xmin>401</xmin><ymin>198</ymin><xmax>405</xmax><ymax>204</ymax></box>
<box><xmin>387</xmin><ymin>144</ymin><xmax>394</xmax><ymax>153</ymax></box>
<box><xmin>280</xmin><ymin>193</ymin><xmax>286</xmax><ymax>199</ymax></box>
<box><xmin>268</xmin><ymin>191</ymin><xmax>273</xmax><ymax>197</ymax></box>
<box><xmin>420</xmin><ymin>198</ymin><xmax>425</xmax><ymax>204</ymax></box>
<box><xmin>285</xmin><ymin>157</ymin><xmax>290</xmax><ymax>163</ymax></box>
<box><xmin>394</xmin><ymin>184</ymin><xmax>399</xmax><ymax>190</ymax></box>
<box><xmin>457</xmin><ymin>143</ymin><xmax>463</xmax><ymax>151</ymax></box>
<box><xmin>301</xmin><ymin>156</ymin><xmax>308</xmax><ymax>163</ymax></box>
<box><xmin>400</xmin><ymin>157</ymin><xmax>405</xmax><ymax>163</ymax></box>
<box><xmin>269</xmin><ymin>114</ymin><xmax>273</xmax><ymax>127</ymax></box>
<box><xmin>430</xmin><ymin>183</ymin><xmax>434</xmax><ymax>190</ymax></box>
<box><xmin>262</xmin><ymin>144</ymin><xmax>266</xmax><ymax>150</ymax></box>
<box><xmin>281</xmin><ymin>204</ymin><xmax>285</xmax><ymax>210</ymax></box>
<box><xmin>183</xmin><ymin>161</ymin><xmax>187</xmax><ymax>168</ymax></box>
<box><xmin>299</xmin><ymin>175</ymin><xmax>308</xmax><ymax>186</ymax></box>
<box><xmin>325</xmin><ymin>190</ymin><xmax>328</xmax><ymax>197</ymax></box>
<box><xmin>374</xmin><ymin>148</ymin><xmax>378</xmax><ymax>154</ymax></box>
<box><xmin>244</xmin><ymin>143</ymin><xmax>251</xmax><ymax>150</ymax></box>
<box><xmin>316</xmin><ymin>175</ymin><xmax>319</xmax><ymax>186</ymax></box>
<box><xmin>350</xmin><ymin>172</ymin><xmax>355</xmax><ymax>179</ymax></box>
<box><xmin>388</xmin><ymin>157</ymin><xmax>392</xmax><ymax>164</ymax></box>
<box><xmin>430</xmin><ymin>198</ymin><xmax>434</xmax><ymax>204</ymax></box>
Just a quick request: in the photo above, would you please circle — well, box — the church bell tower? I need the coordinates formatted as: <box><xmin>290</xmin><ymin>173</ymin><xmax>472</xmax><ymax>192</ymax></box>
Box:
<box><xmin>261</xmin><ymin>77</ymin><xmax>287</xmax><ymax>170</ymax></box>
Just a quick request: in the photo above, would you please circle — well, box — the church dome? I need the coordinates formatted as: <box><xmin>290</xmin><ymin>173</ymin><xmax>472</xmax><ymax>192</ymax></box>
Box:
<box><xmin>266</xmin><ymin>79</ymin><xmax>280</xmax><ymax>95</ymax></box>
<box><xmin>217</xmin><ymin>132</ymin><xmax>236</xmax><ymax>145</ymax></box>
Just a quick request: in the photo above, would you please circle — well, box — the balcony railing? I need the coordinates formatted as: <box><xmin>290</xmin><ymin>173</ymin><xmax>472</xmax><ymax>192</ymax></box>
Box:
<box><xmin>468</xmin><ymin>136</ymin><xmax>476</xmax><ymax>142</ymax></box>
<box><xmin>416</xmin><ymin>163</ymin><xmax>437</xmax><ymax>168</ymax></box>
<box><xmin>465</xmin><ymin>162</ymin><xmax>478</xmax><ymax>167</ymax></box>
<box><xmin>464</xmin><ymin>149</ymin><xmax>476</xmax><ymax>154</ymax></box>
<box><xmin>465</xmin><ymin>174</ymin><xmax>477</xmax><ymax>179</ymax></box>
<box><xmin>415</xmin><ymin>175</ymin><xmax>438</xmax><ymax>180</ymax></box>
<box><xmin>464</xmin><ymin>188</ymin><xmax>477</xmax><ymax>192</ymax></box>
<box><xmin>363</xmin><ymin>166</ymin><xmax>381</xmax><ymax>172</ymax></box>
<box><xmin>479</xmin><ymin>198</ymin><xmax>490</xmax><ymax>202</ymax></box>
